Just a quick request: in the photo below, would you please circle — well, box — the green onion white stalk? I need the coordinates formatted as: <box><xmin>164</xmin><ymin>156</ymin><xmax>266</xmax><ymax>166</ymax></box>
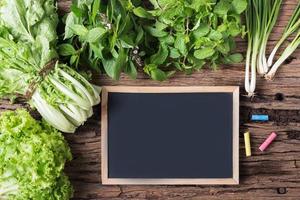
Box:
<box><xmin>257</xmin><ymin>0</ymin><xmax>282</xmax><ymax>75</ymax></box>
<box><xmin>265</xmin><ymin>2</ymin><xmax>300</xmax><ymax>80</ymax></box>
<box><xmin>266</xmin><ymin>31</ymin><xmax>300</xmax><ymax>80</ymax></box>
<box><xmin>0</xmin><ymin>0</ymin><xmax>100</xmax><ymax>133</ymax></box>
<box><xmin>245</xmin><ymin>0</ymin><xmax>256</xmax><ymax>97</ymax></box>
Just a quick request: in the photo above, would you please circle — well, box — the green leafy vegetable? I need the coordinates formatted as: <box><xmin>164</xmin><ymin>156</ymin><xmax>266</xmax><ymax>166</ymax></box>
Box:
<box><xmin>61</xmin><ymin>0</ymin><xmax>247</xmax><ymax>80</ymax></box>
<box><xmin>136</xmin><ymin>0</ymin><xmax>247</xmax><ymax>76</ymax></box>
<box><xmin>0</xmin><ymin>109</ymin><xmax>73</xmax><ymax>200</ymax></box>
<box><xmin>0</xmin><ymin>0</ymin><xmax>101</xmax><ymax>133</ymax></box>
<box><xmin>62</xmin><ymin>0</ymin><xmax>145</xmax><ymax>80</ymax></box>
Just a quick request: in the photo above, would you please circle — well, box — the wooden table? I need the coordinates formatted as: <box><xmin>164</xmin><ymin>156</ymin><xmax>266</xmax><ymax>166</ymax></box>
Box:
<box><xmin>2</xmin><ymin>0</ymin><xmax>300</xmax><ymax>199</ymax></box>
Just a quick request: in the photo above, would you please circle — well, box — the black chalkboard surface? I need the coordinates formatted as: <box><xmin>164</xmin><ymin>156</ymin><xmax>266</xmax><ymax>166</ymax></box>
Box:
<box><xmin>101</xmin><ymin>86</ymin><xmax>239</xmax><ymax>185</ymax></box>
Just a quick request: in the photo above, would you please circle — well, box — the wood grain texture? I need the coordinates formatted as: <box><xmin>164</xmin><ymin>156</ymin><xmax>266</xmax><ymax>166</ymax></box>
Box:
<box><xmin>1</xmin><ymin>0</ymin><xmax>300</xmax><ymax>199</ymax></box>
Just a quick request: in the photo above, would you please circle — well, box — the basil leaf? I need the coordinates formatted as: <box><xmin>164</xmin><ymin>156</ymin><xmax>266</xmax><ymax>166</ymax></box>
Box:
<box><xmin>92</xmin><ymin>0</ymin><xmax>101</xmax><ymax>23</ymax></box>
<box><xmin>125</xmin><ymin>60</ymin><xmax>138</xmax><ymax>79</ymax></box>
<box><xmin>145</xmin><ymin>26</ymin><xmax>168</xmax><ymax>37</ymax></box>
<box><xmin>102</xmin><ymin>58</ymin><xmax>116</xmax><ymax>78</ymax></box>
<box><xmin>70</xmin><ymin>5</ymin><xmax>83</xmax><ymax>18</ymax></box>
<box><xmin>135</xmin><ymin>26</ymin><xmax>144</xmax><ymax>44</ymax></box>
<box><xmin>90</xmin><ymin>43</ymin><xmax>104</xmax><ymax>58</ymax></box>
<box><xmin>113</xmin><ymin>48</ymin><xmax>127</xmax><ymax>80</ymax></box>
<box><xmin>58</xmin><ymin>44</ymin><xmax>76</xmax><ymax>56</ymax></box>
<box><xmin>69</xmin><ymin>24</ymin><xmax>88</xmax><ymax>36</ymax></box>
<box><xmin>150</xmin><ymin>44</ymin><xmax>169</xmax><ymax>65</ymax></box>
<box><xmin>133</xmin><ymin>7</ymin><xmax>153</xmax><ymax>19</ymax></box>
<box><xmin>86</xmin><ymin>27</ymin><xmax>106</xmax><ymax>43</ymax></box>
<box><xmin>110</xmin><ymin>14</ymin><xmax>121</xmax><ymax>50</ymax></box>
<box><xmin>150</xmin><ymin>68</ymin><xmax>167</xmax><ymax>81</ymax></box>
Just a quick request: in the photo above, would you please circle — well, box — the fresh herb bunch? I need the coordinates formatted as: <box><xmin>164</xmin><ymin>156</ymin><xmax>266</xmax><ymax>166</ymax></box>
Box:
<box><xmin>0</xmin><ymin>109</ymin><xmax>73</xmax><ymax>200</ymax></box>
<box><xmin>61</xmin><ymin>0</ymin><xmax>145</xmax><ymax>80</ymax></box>
<box><xmin>0</xmin><ymin>0</ymin><xmax>101</xmax><ymax>133</ymax></box>
<box><xmin>61</xmin><ymin>0</ymin><xmax>247</xmax><ymax>81</ymax></box>
<box><xmin>140</xmin><ymin>0</ymin><xmax>247</xmax><ymax>80</ymax></box>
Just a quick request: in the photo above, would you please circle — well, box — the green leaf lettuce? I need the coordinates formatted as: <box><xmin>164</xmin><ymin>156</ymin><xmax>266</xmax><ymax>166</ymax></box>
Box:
<box><xmin>0</xmin><ymin>109</ymin><xmax>73</xmax><ymax>200</ymax></box>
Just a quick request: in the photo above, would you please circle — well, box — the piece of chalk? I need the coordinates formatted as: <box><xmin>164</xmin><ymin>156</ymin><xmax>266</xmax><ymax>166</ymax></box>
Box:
<box><xmin>244</xmin><ymin>132</ymin><xmax>251</xmax><ymax>157</ymax></box>
<box><xmin>251</xmin><ymin>114</ymin><xmax>269</xmax><ymax>121</ymax></box>
<box><xmin>259</xmin><ymin>132</ymin><xmax>277</xmax><ymax>151</ymax></box>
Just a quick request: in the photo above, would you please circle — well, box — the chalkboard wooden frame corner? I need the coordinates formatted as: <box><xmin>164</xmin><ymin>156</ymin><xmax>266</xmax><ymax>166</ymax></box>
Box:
<box><xmin>101</xmin><ymin>86</ymin><xmax>239</xmax><ymax>185</ymax></box>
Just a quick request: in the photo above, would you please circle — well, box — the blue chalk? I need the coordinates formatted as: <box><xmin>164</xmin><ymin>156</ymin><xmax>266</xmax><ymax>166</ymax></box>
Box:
<box><xmin>251</xmin><ymin>115</ymin><xmax>269</xmax><ymax>121</ymax></box>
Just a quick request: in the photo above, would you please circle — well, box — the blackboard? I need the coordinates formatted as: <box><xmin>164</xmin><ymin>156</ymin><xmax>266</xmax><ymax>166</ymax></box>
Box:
<box><xmin>101</xmin><ymin>86</ymin><xmax>239</xmax><ymax>185</ymax></box>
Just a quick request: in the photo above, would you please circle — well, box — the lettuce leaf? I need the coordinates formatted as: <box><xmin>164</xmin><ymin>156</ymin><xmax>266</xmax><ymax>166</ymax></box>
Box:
<box><xmin>0</xmin><ymin>0</ymin><xmax>101</xmax><ymax>133</ymax></box>
<box><xmin>0</xmin><ymin>109</ymin><xmax>73</xmax><ymax>200</ymax></box>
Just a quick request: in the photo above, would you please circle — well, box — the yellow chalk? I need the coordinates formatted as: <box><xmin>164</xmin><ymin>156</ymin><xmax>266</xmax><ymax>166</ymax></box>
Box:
<box><xmin>244</xmin><ymin>132</ymin><xmax>251</xmax><ymax>157</ymax></box>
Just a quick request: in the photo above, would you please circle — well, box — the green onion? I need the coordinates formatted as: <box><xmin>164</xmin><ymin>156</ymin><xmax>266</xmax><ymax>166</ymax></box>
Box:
<box><xmin>266</xmin><ymin>31</ymin><xmax>300</xmax><ymax>80</ymax></box>
<box><xmin>257</xmin><ymin>0</ymin><xmax>282</xmax><ymax>75</ymax></box>
<box><xmin>245</xmin><ymin>0</ymin><xmax>256</xmax><ymax>97</ymax></box>
<box><xmin>245</xmin><ymin>0</ymin><xmax>282</xmax><ymax>96</ymax></box>
<box><xmin>267</xmin><ymin>2</ymin><xmax>300</xmax><ymax>67</ymax></box>
<box><xmin>265</xmin><ymin>2</ymin><xmax>300</xmax><ymax>80</ymax></box>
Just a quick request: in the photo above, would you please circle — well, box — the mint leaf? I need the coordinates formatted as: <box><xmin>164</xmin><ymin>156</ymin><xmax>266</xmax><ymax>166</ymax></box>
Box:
<box><xmin>232</xmin><ymin>0</ymin><xmax>248</xmax><ymax>14</ymax></box>
<box><xmin>228</xmin><ymin>53</ymin><xmax>243</xmax><ymax>63</ymax></box>
<box><xmin>174</xmin><ymin>34</ymin><xmax>187</xmax><ymax>55</ymax></box>
<box><xmin>214</xmin><ymin>0</ymin><xmax>231</xmax><ymax>15</ymax></box>
<box><xmin>194</xmin><ymin>48</ymin><xmax>215</xmax><ymax>59</ymax></box>
<box><xmin>193</xmin><ymin>24</ymin><xmax>210</xmax><ymax>38</ymax></box>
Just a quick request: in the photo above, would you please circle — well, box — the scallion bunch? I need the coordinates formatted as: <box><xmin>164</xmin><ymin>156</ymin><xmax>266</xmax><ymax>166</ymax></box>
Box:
<box><xmin>245</xmin><ymin>0</ymin><xmax>282</xmax><ymax>96</ymax></box>
<box><xmin>266</xmin><ymin>2</ymin><xmax>300</xmax><ymax>80</ymax></box>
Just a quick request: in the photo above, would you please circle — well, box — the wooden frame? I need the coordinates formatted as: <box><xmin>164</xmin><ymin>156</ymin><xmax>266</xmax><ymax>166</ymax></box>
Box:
<box><xmin>101</xmin><ymin>86</ymin><xmax>239</xmax><ymax>185</ymax></box>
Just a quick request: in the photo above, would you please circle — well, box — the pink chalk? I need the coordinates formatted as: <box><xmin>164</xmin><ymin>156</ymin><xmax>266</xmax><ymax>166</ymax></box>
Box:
<box><xmin>259</xmin><ymin>132</ymin><xmax>277</xmax><ymax>151</ymax></box>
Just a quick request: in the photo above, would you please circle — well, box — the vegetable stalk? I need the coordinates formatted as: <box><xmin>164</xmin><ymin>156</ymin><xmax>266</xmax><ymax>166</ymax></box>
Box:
<box><xmin>267</xmin><ymin>2</ymin><xmax>300</xmax><ymax>67</ymax></box>
<box><xmin>257</xmin><ymin>0</ymin><xmax>282</xmax><ymax>75</ymax></box>
<box><xmin>265</xmin><ymin>31</ymin><xmax>300</xmax><ymax>80</ymax></box>
<box><xmin>265</xmin><ymin>2</ymin><xmax>300</xmax><ymax>80</ymax></box>
<box><xmin>244</xmin><ymin>0</ymin><xmax>282</xmax><ymax>96</ymax></box>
